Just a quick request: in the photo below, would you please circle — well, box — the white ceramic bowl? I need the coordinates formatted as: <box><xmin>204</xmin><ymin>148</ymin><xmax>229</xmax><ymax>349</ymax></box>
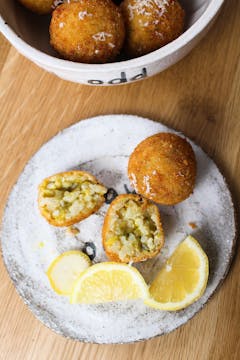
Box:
<box><xmin>0</xmin><ymin>0</ymin><xmax>224</xmax><ymax>86</ymax></box>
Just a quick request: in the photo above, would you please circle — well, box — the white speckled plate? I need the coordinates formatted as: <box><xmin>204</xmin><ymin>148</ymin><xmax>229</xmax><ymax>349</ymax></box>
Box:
<box><xmin>1</xmin><ymin>115</ymin><xmax>236</xmax><ymax>344</ymax></box>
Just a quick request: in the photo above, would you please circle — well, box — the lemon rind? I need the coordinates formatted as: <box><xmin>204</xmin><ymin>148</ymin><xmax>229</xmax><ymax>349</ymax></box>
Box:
<box><xmin>145</xmin><ymin>236</ymin><xmax>209</xmax><ymax>311</ymax></box>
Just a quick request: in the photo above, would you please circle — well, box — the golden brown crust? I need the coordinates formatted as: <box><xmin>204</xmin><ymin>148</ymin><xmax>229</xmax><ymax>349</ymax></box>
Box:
<box><xmin>121</xmin><ymin>0</ymin><xmax>185</xmax><ymax>57</ymax></box>
<box><xmin>50</xmin><ymin>0</ymin><xmax>125</xmax><ymax>63</ymax></box>
<box><xmin>128</xmin><ymin>133</ymin><xmax>196</xmax><ymax>205</ymax></box>
<box><xmin>102</xmin><ymin>194</ymin><xmax>164</xmax><ymax>263</ymax></box>
<box><xmin>38</xmin><ymin>170</ymin><xmax>107</xmax><ymax>227</ymax></box>
<box><xmin>18</xmin><ymin>0</ymin><xmax>54</xmax><ymax>14</ymax></box>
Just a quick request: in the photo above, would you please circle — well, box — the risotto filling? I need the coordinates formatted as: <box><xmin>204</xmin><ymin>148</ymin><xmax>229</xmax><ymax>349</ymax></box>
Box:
<box><xmin>105</xmin><ymin>199</ymin><xmax>162</xmax><ymax>261</ymax></box>
<box><xmin>39</xmin><ymin>173</ymin><xmax>107</xmax><ymax>222</ymax></box>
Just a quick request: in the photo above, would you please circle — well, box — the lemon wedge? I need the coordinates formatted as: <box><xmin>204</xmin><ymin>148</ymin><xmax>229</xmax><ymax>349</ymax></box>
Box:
<box><xmin>47</xmin><ymin>250</ymin><xmax>91</xmax><ymax>295</ymax></box>
<box><xmin>145</xmin><ymin>235</ymin><xmax>209</xmax><ymax>311</ymax></box>
<box><xmin>70</xmin><ymin>262</ymin><xmax>149</xmax><ymax>304</ymax></box>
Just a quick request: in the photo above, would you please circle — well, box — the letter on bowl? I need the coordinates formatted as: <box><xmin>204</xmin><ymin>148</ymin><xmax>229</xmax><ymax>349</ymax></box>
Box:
<box><xmin>87</xmin><ymin>68</ymin><xmax>147</xmax><ymax>85</ymax></box>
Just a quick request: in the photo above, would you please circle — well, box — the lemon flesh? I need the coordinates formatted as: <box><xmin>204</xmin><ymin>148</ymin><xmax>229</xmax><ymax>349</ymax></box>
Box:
<box><xmin>71</xmin><ymin>262</ymin><xmax>149</xmax><ymax>304</ymax></box>
<box><xmin>47</xmin><ymin>250</ymin><xmax>91</xmax><ymax>295</ymax></box>
<box><xmin>145</xmin><ymin>236</ymin><xmax>209</xmax><ymax>311</ymax></box>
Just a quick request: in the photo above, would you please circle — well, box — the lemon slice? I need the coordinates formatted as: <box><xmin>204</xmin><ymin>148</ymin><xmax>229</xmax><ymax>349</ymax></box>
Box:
<box><xmin>145</xmin><ymin>236</ymin><xmax>209</xmax><ymax>311</ymax></box>
<box><xmin>70</xmin><ymin>262</ymin><xmax>149</xmax><ymax>304</ymax></box>
<box><xmin>47</xmin><ymin>250</ymin><xmax>91</xmax><ymax>295</ymax></box>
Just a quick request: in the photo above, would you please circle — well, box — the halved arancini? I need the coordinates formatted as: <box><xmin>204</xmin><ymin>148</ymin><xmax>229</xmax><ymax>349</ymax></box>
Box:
<box><xmin>102</xmin><ymin>194</ymin><xmax>164</xmax><ymax>263</ymax></box>
<box><xmin>38</xmin><ymin>170</ymin><xmax>107</xmax><ymax>226</ymax></box>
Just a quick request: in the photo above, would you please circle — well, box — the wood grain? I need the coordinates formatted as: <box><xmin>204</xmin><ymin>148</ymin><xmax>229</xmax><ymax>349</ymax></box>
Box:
<box><xmin>0</xmin><ymin>0</ymin><xmax>239</xmax><ymax>358</ymax></box>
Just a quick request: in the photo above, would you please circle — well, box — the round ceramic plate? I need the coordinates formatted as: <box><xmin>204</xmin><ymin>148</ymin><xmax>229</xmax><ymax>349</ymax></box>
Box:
<box><xmin>1</xmin><ymin>115</ymin><xmax>236</xmax><ymax>344</ymax></box>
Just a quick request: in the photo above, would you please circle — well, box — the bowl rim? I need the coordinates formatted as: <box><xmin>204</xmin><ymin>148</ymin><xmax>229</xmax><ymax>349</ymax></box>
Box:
<box><xmin>0</xmin><ymin>0</ymin><xmax>224</xmax><ymax>72</ymax></box>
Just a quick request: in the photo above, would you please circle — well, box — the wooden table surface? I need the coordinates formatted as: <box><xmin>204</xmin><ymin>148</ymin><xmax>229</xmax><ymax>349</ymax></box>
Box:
<box><xmin>0</xmin><ymin>0</ymin><xmax>239</xmax><ymax>359</ymax></box>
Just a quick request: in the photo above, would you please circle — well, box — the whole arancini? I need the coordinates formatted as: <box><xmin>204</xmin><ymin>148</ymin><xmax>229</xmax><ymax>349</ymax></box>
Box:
<box><xmin>50</xmin><ymin>0</ymin><xmax>125</xmax><ymax>63</ymax></box>
<box><xmin>121</xmin><ymin>0</ymin><xmax>185</xmax><ymax>57</ymax></box>
<box><xmin>128</xmin><ymin>133</ymin><xmax>196</xmax><ymax>205</ymax></box>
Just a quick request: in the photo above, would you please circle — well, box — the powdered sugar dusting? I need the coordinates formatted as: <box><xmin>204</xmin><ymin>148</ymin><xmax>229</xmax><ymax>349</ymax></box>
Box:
<box><xmin>129</xmin><ymin>172</ymin><xmax>138</xmax><ymax>192</ymax></box>
<box><xmin>155</xmin><ymin>31</ymin><xmax>164</xmax><ymax>39</ymax></box>
<box><xmin>78</xmin><ymin>11</ymin><xmax>92</xmax><ymax>20</ymax></box>
<box><xmin>1</xmin><ymin>115</ymin><xmax>236</xmax><ymax>344</ymax></box>
<box><xmin>143</xmin><ymin>175</ymin><xmax>152</xmax><ymax>194</ymax></box>
<box><xmin>128</xmin><ymin>0</ymin><xmax>170</xmax><ymax>20</ymax></box>
<box><xmin>92</xmin><ymin>32</ymin><xmax>113</xmax><ymax>42</ymax></box>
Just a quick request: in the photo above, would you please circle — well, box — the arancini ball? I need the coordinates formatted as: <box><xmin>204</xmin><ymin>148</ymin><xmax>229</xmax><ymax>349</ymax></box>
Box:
<box><xmin>18</xmin><ymin>0</ymin><xmax>55</xmax><ymax>14</ymax></box>
<box><xmin>121</xmin><ymin>0</ymin><xmax>185</xmax><ymax>57</ymax></box>
<box><xmin>128</xmin><ymin>133</ymin><xmax>196</xmax><ymax>205</ymax></box>
<box><xmin>50</xmin><ymin>0</ymin><xmax>125</xmax><ymax>63</ymax></box>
